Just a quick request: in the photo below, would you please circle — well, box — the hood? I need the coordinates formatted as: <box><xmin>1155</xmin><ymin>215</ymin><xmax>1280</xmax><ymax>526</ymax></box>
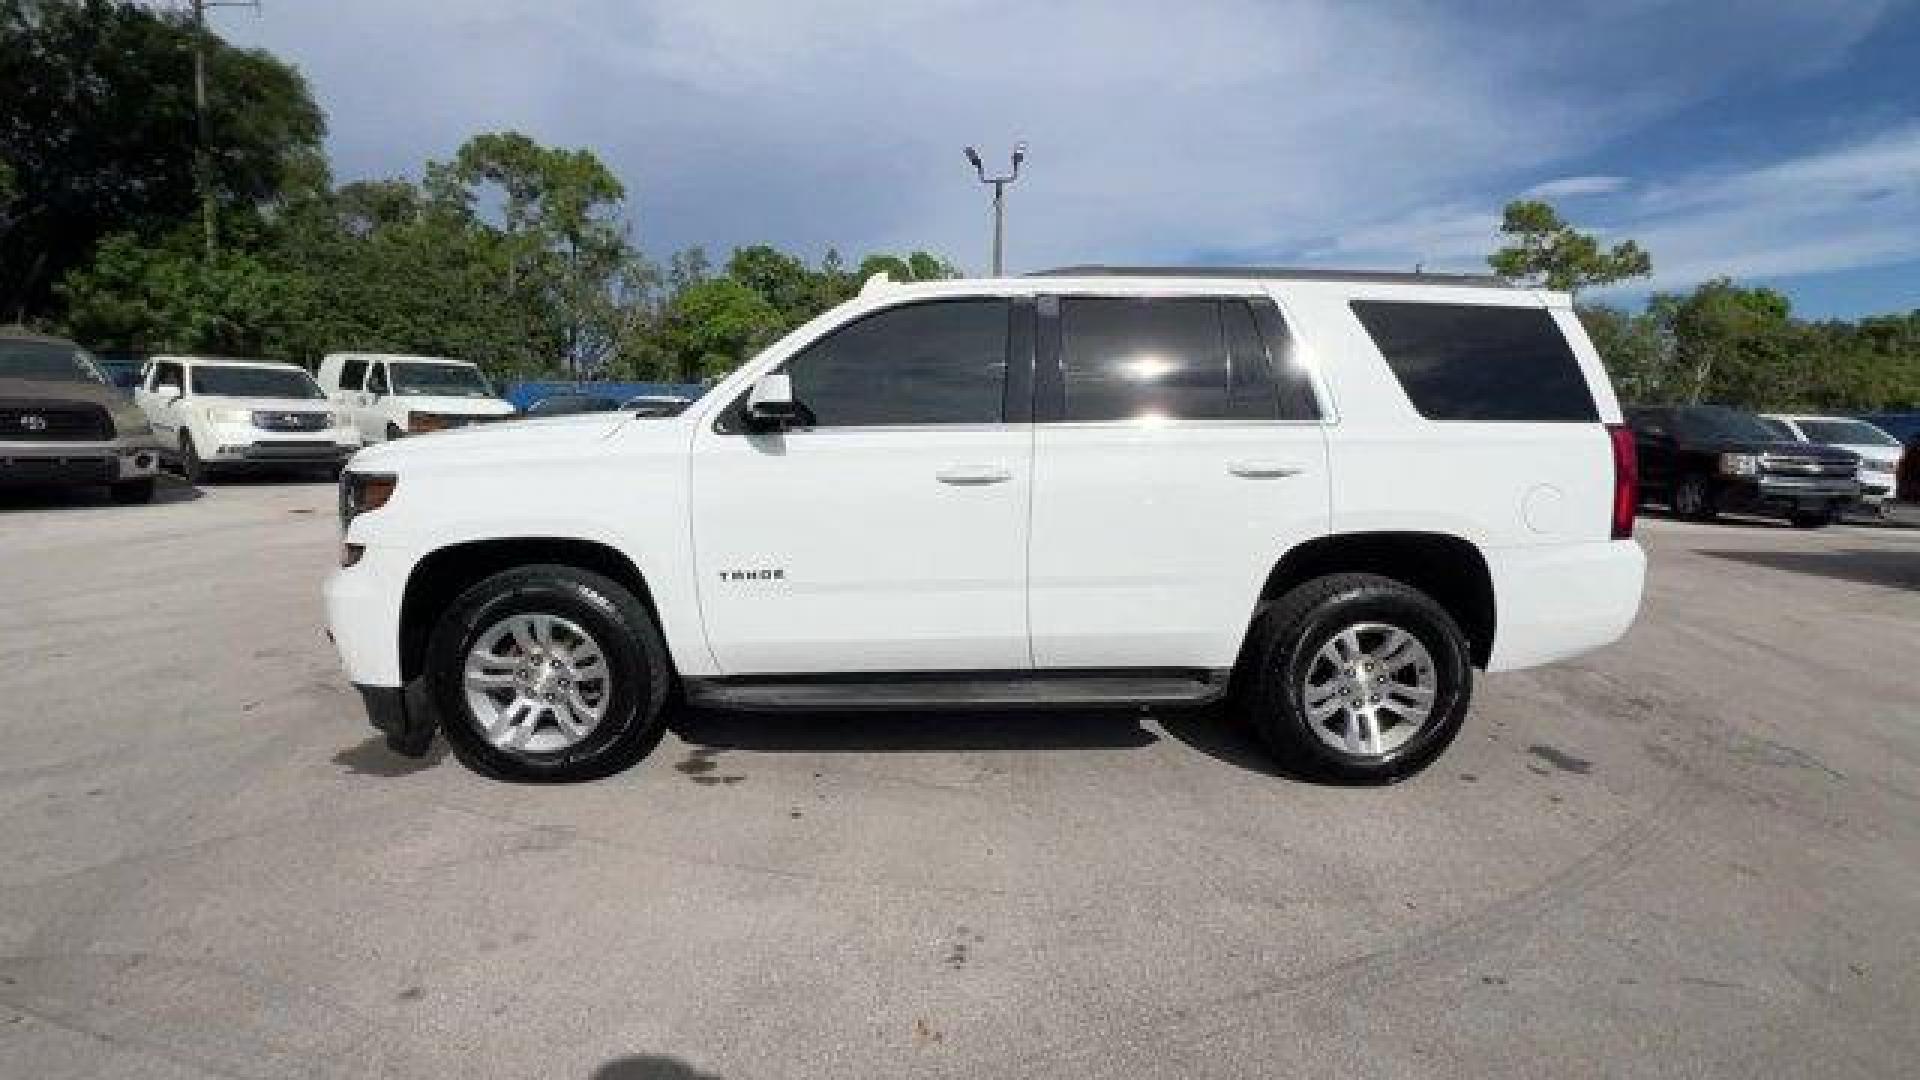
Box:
<box><xmin>1685</xmin><ymin>436</ymin><xmax>1858</xmax><ymax>461</ymax></box>
<box><xmin>0</xmin><ymin>376</ymin><xmax>153</xmax><ymax>439</ymax></box>
<box><xmin>386</xmin><ymin>394</ymin><xmax>517</xmax><ymax>417</ymax></box>
<box><xmin>349</xmin><ymin>409</ymin><xmax>653</xmax><ymax>471</ymax></box>
<box><xmin>186</xmin><ymin>395</ymin><xmax>335</xmax><ymax>414</ymax></box>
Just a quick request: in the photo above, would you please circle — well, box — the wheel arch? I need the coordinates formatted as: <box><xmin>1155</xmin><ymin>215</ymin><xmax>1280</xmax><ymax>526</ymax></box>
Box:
<box><xmin>1244</xmin><ymin>531</ymin><xmax>1497</xmax><ymax>671</ymax></box>
<box><xmin>398</xmin><ymin>536</ymin><xmax>664</xmax><ymax>683</ymax></box>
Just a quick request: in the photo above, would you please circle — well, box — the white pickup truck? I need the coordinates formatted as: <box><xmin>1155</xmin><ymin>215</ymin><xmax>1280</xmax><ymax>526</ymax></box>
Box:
<box><xmin>317</xmin><ymin>353</ymin><xmax>516</xmax><ymax>442</ymax></box>
<box><xmin>326</xmin><ymin>268</ymin><xmax>1645</xmax><ymax>784</ymax></box>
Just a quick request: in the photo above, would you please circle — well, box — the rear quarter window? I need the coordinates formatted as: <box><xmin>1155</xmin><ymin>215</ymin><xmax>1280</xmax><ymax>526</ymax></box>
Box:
<box><xmin>1350</xmin><ymin>300</ymin><xmax>1598</xmax><ymax>422</ymax></box>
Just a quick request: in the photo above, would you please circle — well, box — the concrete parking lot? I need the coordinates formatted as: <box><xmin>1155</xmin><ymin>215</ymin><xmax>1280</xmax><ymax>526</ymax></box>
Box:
<box><xmin>2</xmin><ymin>480</ymin><xmax>1917</xmax><ymax>1079</ymax></box>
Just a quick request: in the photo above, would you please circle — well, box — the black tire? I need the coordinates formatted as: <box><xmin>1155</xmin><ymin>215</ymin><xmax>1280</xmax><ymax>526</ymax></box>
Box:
<box><xmin>1244</xmin><ymin>573</ymin><xmax>1472</xmax><ymax>783</ymax></box>
<box><xmin>179</xmin><ymin>432</ymin><xmax>208</xmax><ymax>484</ymax></box>
<box><xmin>427</xmin><ymin>564</ymin><xmax>671</xmax><ymax>782</ymax></box>
<box><xmin>109</xmin><ymin>476</ymin><xmax>156</xmax><ymax>504</ymax></box>
<box><xmin>1672</xmin><ymin>474</ymin><xmax>1716</xmax><ymax>520</ymax></box>
<box><xmin>1789</xmin><ymin>509</ymin><xmax>1831</xmax><ymax>529</ymax></box>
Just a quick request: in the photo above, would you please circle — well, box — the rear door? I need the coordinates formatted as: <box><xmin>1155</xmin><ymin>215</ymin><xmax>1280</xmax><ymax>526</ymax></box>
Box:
<box><xmin>1027</xmin><ymin>291</ymin><xmax>1330</xmax><ymax>670</ymax></box>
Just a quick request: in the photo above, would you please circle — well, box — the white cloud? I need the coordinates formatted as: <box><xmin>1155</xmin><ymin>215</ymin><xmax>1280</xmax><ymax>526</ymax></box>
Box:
<box><xmin>1521</xmin><ymin>176</ymin><xmax>1630</xmax><ymax>200</ymax></box>
<box><xmin>216</xmin><ymin>0</ymin><xmax>1895</xmax><ymax>280</ymax></box>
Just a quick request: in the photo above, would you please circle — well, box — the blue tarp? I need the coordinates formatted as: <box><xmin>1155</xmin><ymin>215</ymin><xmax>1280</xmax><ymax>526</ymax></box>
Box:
<box><xmin>503</xmin><ymin>381</ymin><xmax>708</xmax><ymax>411</ymax></box>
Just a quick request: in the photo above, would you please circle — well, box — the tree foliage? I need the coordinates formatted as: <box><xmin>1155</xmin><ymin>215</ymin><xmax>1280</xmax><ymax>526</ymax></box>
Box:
<box><xmin>0</xmin><ymin>0</ymin><xmax>325</xmax><ymax>319</ymax></box>
<box><xmin>1489</xmin><ymin>200</ymin><xmax>1651</xmax><ymax>295</ymax></box>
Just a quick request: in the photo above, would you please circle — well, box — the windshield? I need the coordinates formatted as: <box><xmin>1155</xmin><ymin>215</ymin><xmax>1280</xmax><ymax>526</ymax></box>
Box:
<box><xmin>0</xmin><ymin>339</ymin><xmax>107</xmax><ymax>384</ymax></box>
<box><xmin>1675</xmin><ymin>406</ymin><xmax>1784</xmax><ymax>442</ymax></box>
<box><xmin>191</xmin><ymin>364</ymin><xmax>324</xmax><ymax>399</ymax></box>
<box><xmin>392</xmin><ymin>362</ymin><xmax>492</xmax><ymax>397</ymax></box>
<box><xmin>1795</xmin><ymin>418</ymin><xmax>1900</xmax><ymax>447</ymax></box>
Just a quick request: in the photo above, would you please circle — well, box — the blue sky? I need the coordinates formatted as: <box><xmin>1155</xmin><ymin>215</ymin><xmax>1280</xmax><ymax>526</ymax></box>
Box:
<box><xmin>223</xmin><ymin>1</ymin><xmax>1920</xmax><ymax>318</ymax></box>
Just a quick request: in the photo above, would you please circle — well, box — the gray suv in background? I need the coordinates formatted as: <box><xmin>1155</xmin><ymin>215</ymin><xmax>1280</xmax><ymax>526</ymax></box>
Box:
<box><xmin>0</xmin><ymin>329</ymin><xmax>164</xmax><ymax>504</ymax></box>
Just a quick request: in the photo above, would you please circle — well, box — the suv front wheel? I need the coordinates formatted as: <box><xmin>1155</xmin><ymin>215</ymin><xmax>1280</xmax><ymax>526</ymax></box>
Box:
<box><xmin>1244</xmin><ymin>574</ymin><xmax>1472</xmax><ymax>783</ymax></box>
<box><xmin>426</xmin><ymin>565</ymin><xmax>672</xmax><ymax>782</ymax></box>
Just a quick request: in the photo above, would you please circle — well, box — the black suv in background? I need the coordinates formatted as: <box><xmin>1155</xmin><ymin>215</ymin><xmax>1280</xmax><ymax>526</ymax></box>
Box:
<box><xmin>1626</xmin><ymin>405</ymin><xmax>1859</xmax><ymax>527</ymax></box>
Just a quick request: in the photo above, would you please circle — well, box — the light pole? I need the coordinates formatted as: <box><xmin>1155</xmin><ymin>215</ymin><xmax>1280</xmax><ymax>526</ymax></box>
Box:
<box><xmin>964</xmin><ymin>142</ymin><xmax>1026</xmax><ymax>276</ymax></box>
<box><xmin>189</xmin><ymin>0</ymin><xmax>262</xmax><ymax>257</ymax></box>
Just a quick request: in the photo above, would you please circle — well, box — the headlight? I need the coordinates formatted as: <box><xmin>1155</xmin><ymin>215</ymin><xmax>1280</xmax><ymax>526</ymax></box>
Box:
<box><xmin>407</xmin><ymin>412</ymin><xmax>446</xmax><ymax>433</ymax></box>
<box><xmin>1719</xmin><ymin>453</ymin><xmax>1759</xmax><ymax>476</ymax></box>
<box><xmin>339</xmin><ymin>471</ymin><xmax>397</xmax><ymax>528</ymax></box>
<box><xmin>209</xmin><ymin>407</ymin><xmax>253</xmax><ymax>425</ymax></box>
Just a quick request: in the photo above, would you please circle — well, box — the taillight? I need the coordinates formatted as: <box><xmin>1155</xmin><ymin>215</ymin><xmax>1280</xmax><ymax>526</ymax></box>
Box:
<box><xmin>1607</xmin><ymin>423</ymin><xmax>1637</xmax><ymax>539</ymax></box>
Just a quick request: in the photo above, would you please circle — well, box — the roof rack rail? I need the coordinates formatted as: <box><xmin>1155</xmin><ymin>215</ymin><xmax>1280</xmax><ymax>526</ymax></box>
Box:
<box><xmin>1026</xmin><ymin>265</ymin><xmax>1513</xmax><ymax>288</ymax></box>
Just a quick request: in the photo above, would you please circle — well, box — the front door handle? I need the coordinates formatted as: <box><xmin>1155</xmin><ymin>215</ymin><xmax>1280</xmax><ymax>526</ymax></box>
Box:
<box><xmin>936</xmin><ymin>464</ymin><xmax>1013</xmax><ymax>485</ymax></box>
<box><xmin>1228</xmin><ymin>460</ymin><xmax>1306</xmax><ymax>479</ymax></box>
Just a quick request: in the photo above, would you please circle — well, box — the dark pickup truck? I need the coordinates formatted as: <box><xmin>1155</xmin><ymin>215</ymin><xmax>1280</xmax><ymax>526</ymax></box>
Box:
<box><xmin>1626</xmin><ymin>404</ymin><xmax>1859</xmax><ymax>528</ymax></box>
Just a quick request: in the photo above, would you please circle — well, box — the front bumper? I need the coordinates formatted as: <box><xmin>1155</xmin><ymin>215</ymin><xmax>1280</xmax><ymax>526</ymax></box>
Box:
<box><xmin>207</xmin><ymin>433</ymin><xmax>359</xmax><ymax>466</ymax></box>
<box><xmin>355</xmin><ymin>681</ymin><xmax>437</xmax><ymax>757</ymax></box>
<box><xmin>1715</xmin><ymin>475</ymin><xmax>1858</xmax><ymax>519</ymax></box>
<box><xmin>1</xmin><ymin>437</ymin><xmax>161</xmax><ymax>486</ymax></box>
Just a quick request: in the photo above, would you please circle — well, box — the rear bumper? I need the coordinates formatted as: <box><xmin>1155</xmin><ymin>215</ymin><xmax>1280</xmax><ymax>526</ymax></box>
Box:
<box><xmin>1486</xmin><ymin>540</ymin><xmax>1645</xmax><ymax>672</ymax></box>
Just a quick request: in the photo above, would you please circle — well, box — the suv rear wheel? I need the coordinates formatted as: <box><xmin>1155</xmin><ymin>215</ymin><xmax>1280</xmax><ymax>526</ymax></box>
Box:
<box><xmin>427</xmin><ymin>564</ymin><xmax>671</xmax><ymax>782</ymax></box>
<box><xmin>1244</xmin><ymin>573</ymin><xmax>1472</xmax><ymax>783</ymax></box>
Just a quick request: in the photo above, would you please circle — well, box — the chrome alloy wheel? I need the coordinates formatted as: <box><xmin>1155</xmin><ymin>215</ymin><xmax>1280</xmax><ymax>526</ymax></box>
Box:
<box><xmin>1300</xmin><ymin>622</ymin><xmax>1437</xmax><ymax>758</ymax></box>
<box><xmin>463</xmin><ymin>613</ymin><xmax>611</xmax><ymax>753</ymax></box>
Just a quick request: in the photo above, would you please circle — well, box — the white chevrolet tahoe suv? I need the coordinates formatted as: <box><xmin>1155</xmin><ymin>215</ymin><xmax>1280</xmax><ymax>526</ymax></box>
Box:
<box><xmin>135</xmin><ymin>355</ymin><xmax>360</xmax><ymax>481</ymax></box>
<box><xmin>326</xmin><ymin>267</ymin><xmax>1646</xmax><ymax>784</ymax></box>
<box><xmin>318</xmin><ymin>352</ymin><xmax>516</xmax><ymax>442</ymax></box>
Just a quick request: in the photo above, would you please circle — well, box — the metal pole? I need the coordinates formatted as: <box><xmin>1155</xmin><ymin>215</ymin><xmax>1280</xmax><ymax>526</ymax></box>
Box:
<box><xmin>193</xmin><ymin>0</ymin><xmax>213</xmax><ymax>257</ymax></box>
<box><xmin>964</xmin><ymin>143</ymin><xmax>1025</xmax><ymax>277</ymax></box>
<box><xmin>991</xmin><ymin>181</ymin><xmax>1005</xmax><ymax>276</ymax></box>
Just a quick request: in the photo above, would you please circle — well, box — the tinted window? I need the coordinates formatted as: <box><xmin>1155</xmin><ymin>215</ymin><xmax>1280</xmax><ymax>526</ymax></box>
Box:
<box><xmin>154</xmin><ymin>363</ymin><xmax>184</xmax><ymax>391</ymax></box>
<box><xmin>338</xmin><ymin>359</ymin><xmax>367</xmax><ymax>391</ymax></box>
<box><xmin>367</xmin><ymin>363</ymin><xmax>389</xmax><ymax>394</ymax></box>
<box><xmin>782</xmin><ymin>299</ymin><xmax>1008</xmax><ymax>426</ymax></box>
<box><xmin>1060</xmin><ymin>297</ymin><xmax>1235</xmax><ymax>421</ymax></box>
<box><xmin>1351</xmin><ymin>301</ymin><xmax>1597</xmax><ymax>422</ymax></box>
<box><xmin>1223</xmin><ymin>300</ymin><xmax>1285</xmax><ymax>420</ymax></box>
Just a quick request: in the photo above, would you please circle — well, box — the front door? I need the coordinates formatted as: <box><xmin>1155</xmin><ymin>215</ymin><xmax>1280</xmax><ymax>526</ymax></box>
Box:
<box><xmin>691</xmin><ymin>297</ymin><xmax>1033</xmax><ymax>674</ymax></box>
<box><xmin>1027</xmin><ymin>291</ymin><xmax>1331</xmax><ymax>670</ymax></box>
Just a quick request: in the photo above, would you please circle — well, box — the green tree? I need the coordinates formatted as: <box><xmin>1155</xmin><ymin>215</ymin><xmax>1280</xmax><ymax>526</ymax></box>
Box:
<box><xmin>1489</xmin><ymin>200</ymin><xmax>1651</xmax><ymax>296</ymax></box>
<box><xmin>655</xmin><ymin>278</ymin><xmax>783</xmax><ymax>382</ymax></box>
<box><xmin>433</xmin><ymin>131</ymin><xmax>647</xmax><ymax>376</ymax></box>
<box><xmin>56</xmin><ymin>231</ymin><xmax>307</xmax><ymax>354</ymax></box>
<box><xmin>0</xmin><ymin>0</ymin><xmax>325</xmax><ymax>320</ymax></box>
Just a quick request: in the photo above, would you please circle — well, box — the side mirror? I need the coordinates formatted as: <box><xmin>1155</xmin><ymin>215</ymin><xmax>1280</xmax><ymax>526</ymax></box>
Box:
<box><xmin>155</xmin><ymin>384</ymin><xmax>181</xmax><ymax>401</ymax></box>
<box><xmin>745</xmin><ymin>372</ymin><xmax>801</xmax><ymax>429</ymax></box>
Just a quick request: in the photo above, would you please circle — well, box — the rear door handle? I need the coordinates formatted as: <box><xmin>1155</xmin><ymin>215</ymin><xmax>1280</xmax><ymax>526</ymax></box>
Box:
<box><xmin>936</xmin><ymin>464</ymin><xmax>1013</xmax><ymax>485</ymax></box>
<box><xmin>1228</xmin><ymin>460</ymin><xmax>1306</xmax><ymax>479</ymax></box>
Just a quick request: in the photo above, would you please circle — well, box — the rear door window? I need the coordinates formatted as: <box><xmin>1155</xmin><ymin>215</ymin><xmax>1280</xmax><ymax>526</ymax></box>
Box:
<box><xmin>1058</xmin><ymin>297</ymin><xmax>1234</xmax><ymax>422</ymax></box>
<box><xmin>1351</xmin><ymin>301</ymin><xmax>1598</xmax><ymax>422</ymax></box>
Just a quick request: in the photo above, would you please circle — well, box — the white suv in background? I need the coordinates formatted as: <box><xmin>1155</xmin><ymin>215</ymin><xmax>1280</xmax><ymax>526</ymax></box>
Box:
<box><xmin>136</xmin><ymin>355</ymin><xmax>360</xmax><ymax>482</ymax></box>
<box><xmin>326</xmin><ymin>267</ymin><xmax>1646</xmax><ymax>784</ymax></box>
<box><xmin>1763</xmin><ymin>413</ymin><xmax>1904</xmax><ymax>515</ymax></box>
<box><xmin>317</xmin><ymin>353</ymin><xmax>516</xmax><ymax>443</ymax></box>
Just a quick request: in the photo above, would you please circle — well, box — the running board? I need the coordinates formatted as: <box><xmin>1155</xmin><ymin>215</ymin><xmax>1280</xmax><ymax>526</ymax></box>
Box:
<box><xmin>682</xmin><ymin>669</ymin><xmax>1231</xmax><ymax>712</ymax></box>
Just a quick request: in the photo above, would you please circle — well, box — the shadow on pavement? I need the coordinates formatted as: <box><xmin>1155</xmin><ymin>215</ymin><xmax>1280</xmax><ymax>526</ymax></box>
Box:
<box><xmin>1701</xmin><ymin>548</ymin><xmax>1919</xmax><ymax>591</ymax></box>
<box><xmin>333</xmin><ymin>734</ymin><xmax>448</xmax><ymax>776</ymax></box>
<box><xmin>672</xmin><ymin>706</ymin><xmax>1159</xmax><ymax>754</ymax></box>
<box><xmin>593</xmin><ymin>1056</ymin><xmax>724</xmax><ymax>1080</ymax></box>
<box><xmin>0</xmin><ymin>475</ymin><xmax>202</xmax><ymax>511</ymax></box>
